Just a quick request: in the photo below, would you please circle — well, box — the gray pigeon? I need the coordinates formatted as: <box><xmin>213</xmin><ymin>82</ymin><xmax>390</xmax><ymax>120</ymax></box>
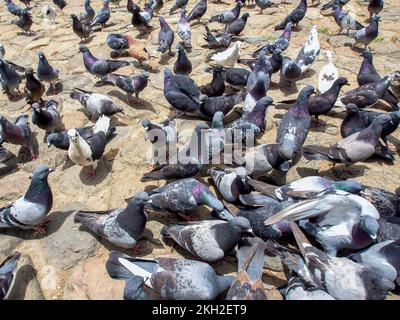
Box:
<box><xmin>79</xmin><ymin>0</ymin><xmax>95</xmax><ymax>25</ymax></box>
<box><xmin>0</xmin><ymin>252</ymin><xmax>21</xmax><ymax>300</ymax></box>
<box><xmin>200</xmin><ymin>66</ymin><xmax>225</xmax><ymax>97</ymax></box>
<box><xmin>147</xmin><ymin>178</ymin><xmax>225</xmax><ymax>220</ymax></box>
<box><xmin>226</xmin><ymin>13</ymin><xmax>249</xmax><ymax>36</ymax></box>
<box><xmin>10</xmin><ymin>9</ymin><xmax>33</xmax><ymax>34</ymax></box>
<box><xmin>280</xmin><ymin>56</ymin><xmax>302</xmax><ymax>84</ymax></box>
<box><xmin>209</xmin><ymin>167</ymin><xmax>251</xmax><ymax>202</ymax></box>
<box><xmin>100</xmin><ymin>72</ymin><xmax>150</xmax><ymax>103</ymax></box>
<box><xmin>71</xmin><ymin>14</ymin><xmax>92</xmax><ymax>42</ymax></box>
<box><xmin>255</xmin><ymin>0</ymin><xmax>276</xmax><ymax>14</ymax></box>
<box><xmin>169</xmin><ymin>0</ymin><xmax>188</xmax><ymax>15</ymax></box>
<box><xmin>0</xmin><ymin>59</ymin><xmax>22</xmax><ymax>97</ymax></box>
<box><xmin>284</xmin><ymin>276</ymin><xmax>335</xmax><ymax>300</ymax></box>
<box><xmin>37</xmin><ymin>52</ymin><xmax>59</xmax><ymax>93</ymax></box>
<box><xmin>173</xmin><ymin>44</ymin><xmax>192</xmax><ymax>75</ymax></box>
<box><xmin>0</xmin><ymin>165</ymin><xmax>54</xmax><ymax>234</ymax></box>
<box><xmin>70</xmin><ymin>87</ymin><xmax>124</xmax><ymax>120</ymax></box>
<box><xmin>0</xmin><ymin>115</ymin><xmax>35</xmax><ymax>160</ymax></box>
<box><xmin>79</xmin><ymin>45</ymin><xmax>130</xmax><ymax>78</ymax></box>
<box><xmin>161</xmin><ymin>217</ymin><xmax>254</xmax><ymax>262</ymax></box>
<box><xmin>276</xmin><ymin>85</ymin><xmax>314</xmax><ymax>161</ymax></box>
<box><xmin>199</xmin><ymin>92</ymin><xmax>245</xmax><ymax>119</ymax></box>
<box><xmin>106</xmin><ymin>251</ymin><xmax>234</xmax><ymax>300</ymax></box>
<box><xmin>332</xmin><ymin>5</ymin><xmax>364</xmax><ymax>35</ymax></box>
<box><xmin>350</xmin><ymin>15</ymin><xmax>381</xmax><ymax>50</ymax></box>
<box><xmin>274</xmin><ymin>0</ymin><xmax>307</xmax><ymax>30</ymax></box>
<box><xmin>187</xmin><ymin>0</ymin><xmax>207</xmax><ymax>23</ymax></box>
<box><xmin>31</xmin><ymin>100</ymin><xmax>61</xmax><ymax>132</ymax></box>
<box><xmin>252</xmin><ymin>22</ymin><xmax>292</xmax><ymax>57</ymax></box>
<box><xmin>226</xmin><ymin>237</ymin><xmax>267</xmax><ymax>300</ymax></box>
<box><xmin>74</xmin><ymin>192</ymin><xmax>149</xmax><ymax>249</ymax></box>
<box><xmin>209</xmin><ymin>2</ymin><xmax>242</xmax><ymax>26</ymax></box>
<box><xmin>89</xmin><ymin>0</ymin><xmax>111</xmax><ymax>28</ymax></box>
<box><xmin>157</xmin><ymin>16</ymin><xmax>174</xmax><ymax>54</ymax></box>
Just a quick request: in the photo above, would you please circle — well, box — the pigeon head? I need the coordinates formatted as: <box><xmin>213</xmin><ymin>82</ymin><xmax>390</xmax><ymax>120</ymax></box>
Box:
<box><xmin>25</xmin><ymin>67</ymin><xmax>34</xmax><ymax>76</ymax></box>
<box><xmin>345</xmin><ymin>103</ymin><xmax>359</xmax><ymax>113</ymax></box>
<box><xmin>299</xmin><ymin>85</ymin><xmax>315</xmax><ymax>99</ymax></box>
<box><xmin>235</xmin><ymin>166</ymin><xmax>247</xmax><ymax>179</ymax></box>
<box><xmin>229</xmin><ymin>216</ymin><xmax>254</xmax><ymax>236</ymax></box>
<box><xmin>78</xmin><ymin>45</ymin><xmax>89</xmax><ymax>54</ymax></box>
<box><xmin>242</xmin><ymin>13</ymin><xmax>250</xmax><ymax>20</ymax></box>
<box><xmin>32</xmin><ymin>165</ymin><xmax>55</xmax><ymax>181</ymax></box>
<box><xmin>67</xmin><ymin>128</ymin><xmax>80</xmax><ymax>144</ymax></box>
<box><xmin>71</xmin><ymin>14</ymin><xmax>79</xmax><ymax>20</ymax></box>
<box><xmin>199</xmin><ymin>190</ymin><xmax>224</xmax><ymax>212</ymax></box>
<box><xmin>132</xmin><ymin>4</ymin><xmax>140</xmax><ymax>12</ymax></box>
<box><xmin>334</xmin><ymin>77</ymin><xmax>350</xmax><ymax>87</ymax></box>
<box><xmin>373</xmin><ymin>114</ymin><xmax>392</xmax><ymax>129</ymax></box>
<box><xmin>0</xmin><ymin>59</ymin><xmax>7</xmax><ymax>69</ymax></box>
<box><xmin>46</xmin><ymin>133</ymin><xmax>66</xmax><ymax>149</ymax></box>
<box><xmin>37</xmin><ymin>51</ymin><xmax>46</xmax><ymax>60</ymax></box>
<box><xmin>359</xmin><ymin>216</ymin><xmax>379</xmax><ymax>240</ymax></box>
<box><xmin>333</xmin><ymin>180</ymin><xmax>363</xmax><ymax>193</ymax></box>
<box><xmin>324</xmin><ymin>50</ymin><xmax>333</xmax><ymax>60</ymax></box>
<box><xmin>360</xmin><ymin>50</ymin><xmax>373</xmax><ymax>61</ymax></box>
<box><xmin>211</xmin><ymin>111</ymin><xmax>224</xmax><ymax>129</ymax></box>
<box><xmin>125</xmin><ymin>191</ymin><xmax>150</xmax><ymax>204</ymax></box>
<box><xmin>32</xmin><ymin>103</ymin><xmax>42</xmax><ymax>113</ymax></box>
<box><xmin>141</xmin><ymin>118</ymin><xmax>151</xmax><ymax>128</ymax></box>
<box><xmin>212</xmin><ymin>66</ymin><xmax>225</xmax><ymax>74</ymax></box>
<box><xmin>141</xmin><ymin>71</ymin><xmax>150</xmax><ymax>81</ymax></box>
<box><xmin>253</xmin><ymin>96</ymin><xmax>274</xmax><ymax>113</ymax></box>
<box><xmin>371</xmin><ymin>15</ymin><xmax>381</xmax><ymax>23</ymax></box>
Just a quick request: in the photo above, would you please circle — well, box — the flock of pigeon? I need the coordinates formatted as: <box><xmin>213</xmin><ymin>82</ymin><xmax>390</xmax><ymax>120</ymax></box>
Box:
<box><xmin>1</xmin><ymin>0</ymin><xmax>400</xmax><ymax>301</ymax></box>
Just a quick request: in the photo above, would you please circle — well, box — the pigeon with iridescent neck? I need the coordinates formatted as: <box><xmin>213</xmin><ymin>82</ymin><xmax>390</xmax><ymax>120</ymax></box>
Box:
<box><xmin>79</xmin><ymin>0</ymin><xmax>95</xmax><ymax>25</ymax></box>
<box><xmin>274</xmin><ymin>0</ymin><xmax>307</xmax><ymax>30</ymax></box>
<box><xmin>252</xmin><ymin>22</ymin><xmax>292</xmax><ymax>57</ymax></box>
<box><xmin>177</xmin><ymin>9</ymin><xmax>192</xmax><ymax>48</ymax></box>
<box><xmin>187</xmin><ymin>0</ymin><xmax>207</xmax><ymax>24</ymax></box>
<box><xmin>157</xmin><ymin>16</ymin><xmax>174</xmax><ymax>54</ymax></box>
<box><xmin>209</xmin><ymin>2</ymin><xmax>242</xmax><ymax>26</ymax></box>
<box><xmin>368</xmin><ymin>0</ymin><xmax>384</xmax><ymax>20</ymax></box>
<box><xmin>37</xmin><ymin>51</ymin><xmax>59</xmax><ymax>94</ymax></box>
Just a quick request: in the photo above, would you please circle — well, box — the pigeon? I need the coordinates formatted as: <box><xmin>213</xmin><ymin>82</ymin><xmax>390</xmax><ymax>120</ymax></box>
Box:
<box><xmin>100</xmin><ymin>72</ymin><xmax>150</xmax><ymax>103</ymax></box>
<box><xmin>161</xmin><ymin>217</ymin><xmax>254</xmax><ymax>262</ymax></box>
<box><xmin>106</xmin><ymin>33</ymin><xmax>129</xmax><ymax>52</ymax></box>
<box><xmin>318</xmin><ymin>50</ymin><xmax>339</xmax><ymax>94</ymax></box>
<box><xmin>123</xmin><ymin>34</ymin><xmax>150</xmax><ymax>64</ymax></box>
<box><xmin>36</xmin><ymin>52</ymin><xmax>59</xmax><ymax>93</ymax></box>
<box><xmin>130</xmin><ymin>4</ymin><xmax>153</xmax><ymax>36</ymax></box>
<box><xmin>147</xmin><ymin>178</ymin><xmax>225</xmax><ymax>220</ymax></box>
<box><xmin>53</xmin><ymin>0</ymin><xmax>67</xmax><ymax>10</ymax></box>
<box><xmin>169</xmin><ymin>0</ymin><xmax>188</xmax><ymax>15</ymax></box>
<box><xmin>340</xmin><ymin>72</ymin><xmax>398</xmax><ymax>108</ymax></box>
<box><xmin>177</xmin><ymin>123</ymin><xmax>210</xmax><ymax>163</ymax></box>
<box><xmin>163</xmin><ymin>68</ymin><xmax>203</xmax><ymax>114</ymax></box>
<box><xmin>147</xmin><ymin>0</ymin><xmax>163</xmax><ymax>15</ymax></box>
<box><xmin>89</xmin><ymin>0</ymin><xmax>111</xmax><ymax>29</ymax></box>
<box><xmin>0</xmin><ymin>115</ymin><xmax>35</xmax><ymax>160</ymax></box>
<box><xmin>252</xmin><ymin>22</ymin><xmax>292</xmax><ymax>57</ymax></box>
<box><xmin>284</xmin><ymin>276</ymin><xmax>336</xmax><ymax>300</ymax></box>
<box><xmin>19</xmin><ymin>0</ymin><xmax>32</xmax><ymax>7</ymax></box>
<box><xmin>203</xmin><ymin>26</ymin><xmax>232</xmax><ymax>49</ymax></box>
<box><xmin>350</xmin><ymin>15</ymin><xmax>381</xmax><ymax>50</ymax></box>
<box><xmin>200</xmin><ymin>66</ymin><xmax>225</xmax><ymax>97</ymax></box>
<box><xmin>74</xmin><ymin>192</ymin><xmax>149</xmax><ymax>249</ymax></box>
<box><xmin>142</xmin><ymin>118</ymin><xmax>177</xmax><ymax>167</ymax></box>
<box><xmin>43</xmin><ymin>5</ymin><xmax>57</xmax><ymax>24</ymax></box>
<box><xmin>255</xmin><ymin>0</ymin><xmax>276</xmax><ymax>14</ymax></box>
<box><xmin>266</xmin><ymin>222</ymin><xmax>395</xmax><ymax>300</ymax></box>
<box><xmin>295</xmin><ymin>25</ymin><xmax>320</xmax><ymax>73</ymax></box>
<box><xmin>368</xmin><ymin>0</ymin><xmax>384</xmax><ymax>20</ymax></box>
<box><xmin>243</xmin><ymin>72</ymin><xmax>269</xmax><ymax>115</ymax></box>
<box><xmin>187</xmin><ymin>0</ymin><xmax>207</xmax><ymax>23</ymax></box>
<box><xmin>231</xmin><ymin>95</ymin><xmax>273</xmax><ymax>142</ymax></box>
<box><xmin>173</xmin><ymin>44</ymin><xmax>192</xmax><ymax>75</ymax></box>
<box><xmin>274</xmin><ymin>0</ymin><xmax>307</xmax><ymax>30</ymax></box>
<box><xmin>242</xmin><ymin>143</ymin><xmax>291</xmax><ymax>176</ymax></box>
<box><xmin>11</xmin><ymin>9</ymin><xmax>33</xmax><ymax>34</ymax></box>
<box><xmin>221</xmin><ymin>67</ymin><xmax>250</xmax><ymax>88</ymax></box>
<box><xmin>139</xmin><ymin>2</ymin><xmax>154</xmax><ymax>23</ymax></box>
<box><xmin>340</xmin><ymin>103</ymin><xmax>369</xmax><ymax>137</ymax></box>
<box><xmin>31</xmin><ymin>100</ymin><xmax>61</xmax><ymax>132</ymax></box>
<box><xmin>0</xmin><ymin>165</ymin><xmax>54</xmax><ymax>233</ymax></box>
<box><xmin>303</xmin><ymin>114</ymin><xmax>393</xmax><ymax>171</ymax></box>
<box><xmin>209</xmin><ymin>41</ymin><xmax>241</xmax><ymax>68</ymax></box>
<box><xmin>24</xmin><ymin>68</ymin><xmax>45</xmax><ymax>104</ymax></box>
<box><xmin>357</xmin><ymin>51</ymin><xmax>399</xmax><ymax>110</ymax></box>
<box><xmin>47</xmin><ymin>125</ymin><xmax>116</xmax><ymax>151</ymax></box>
<box><xmin>157</xmin><ymin>16</ymin><xmax>175</xmax><ymax>54</ymax></box>
<box><xmin>106</xmin><ymin>252</ymin><xmax>235</xmax><ymax>300</ymax></box>
<box><xmin>226</xmin><ymin>13</ymin><xmax>249</xmax><ymax>36</ymax></box>
<box><xmin>79</xmin><ymin>45</ymin><xmax>130</xmax><ymax>78</ymax></box>
<box><xmin>5</xmin><ymin>0</ymin><xmax>25</xmax><ymax>16</ymax></box>
<box><xmin>199</xmin><ymin>92</ymin><xmax>245</xmax><ymax>119</ymax></box>
<box><xmin>321</xmin><ymin>0</ymin><xmax>349</xmax><ymax>12</ymax></box>
<box><xmin>349</xmin><ymin>239</ymin><xmax>399</xmax><ymax>284</ymax></box>
<box><xmin>360</xmin><ymin>110</ymin><xmax>400</xmax><ymax>146</ymax></box>
<box><xmin>79</xmin><ymin>0</ymin><xmax>95</xmax><ymax>25</ymax></box>
<box><xmin>0</xmin><ymin>59</ymin><xmax>22</xmax><ymax>97</ymax></box>
<box><xmin>71</xmin><ymin>14</ymin><xmax>92</xmax><ymax>41</ymax></box>
<box><xmin>280</xmin><ymin>56</ymin><xmax>302</xmax><ymax>84</ymax></box>
<box><xmin>264</xmin><ymin>191</ymin><xmax>380</xmax><ymax>256</ymax></box>
<box><xmin>177</xmin><ymin>9</ymin><xmax>192</xmax><ymax>49</ymax></box>
<box><xmin>226</xmin><ymin>237</ymin><xmax>267</xmax><ymax>300</ymax></box>
<box><xmin>209</xmin><ymin>1</ymin><xmax>242</xmax><ymax>25</ymax></box>
<box><xmin>276</xmin><ymin>85</ymin><xmax>314</xmax><ymax>161</ymax></box>
<box><xmin>267</xmin><ymin>49</ymin><xmax>284</xmax><ymax>75</ymax></box>
<box><xmin>0</xmin><ymin>252</ymin><xmax>21</xmax><ymax>300</ymax></box>
<box><xmin>70</xmin><ymin>87</ymin><xmax>124</xmax><ymax>120</ymax></box>
<box><xmin>67</xmin><ymin>115</ymin><xmax>110</xmax><ymax>178</ymax></box>
<box><xmin>209</xmin><ymin>167</ymin><xmax>251</xmax><ymax>202</ymax></box>
<box><xmin>332</xmin><ymin>5</ymin><xmax>364</xmax><ymax>35</ymax></box>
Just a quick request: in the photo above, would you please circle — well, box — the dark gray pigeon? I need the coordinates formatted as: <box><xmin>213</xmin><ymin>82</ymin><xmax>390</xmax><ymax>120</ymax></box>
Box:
<box><xmin>203</xmin><ymin>26</ymin><xmax>232</xmax><ymax>49</ymax></box>
<box><xmin>321</xmin><ymin>0</ymin><xmax>349</xmax><ymax>12</ymax></box>
<box><xmin>169</xmin><ymin>0</ymin><xmax>188</xmax><ymax>15</ymax></box>
<box><xmin>24</xmin><ymin>68</ymin><xmax>45</xmax><ymax>103</ymax></box>
<box><xmin>252</xmin><ymin>22</ymin><xmax>292</xmax><ymax>57</ymax></box>
<box><xmin>71</xmin><ymin>14</ymin><xmax>92</xmax><ymax>42</ymax></box>
<box><xmin>147</xmin><ymin>178</ymin><xmax>225</xmax><ymax>220</ymax></box>
<box><xmin>0</xmin><ymin>59</ymin><xmax>22</xmax><ymax>97</ymax></box>
<box><xmin>5</xmin><ymin>0</ymin><xmax>25</xmax><ymax>16</ymax></box>
<box><xmin>187</xmin><ymin>0</ymin><xmax>207</xmax><ymax>23</ymax></box>
<box><xmin>280</xmin><ymin>56</ymin><xmax>302</xmax><ymax>84</ymax></box>
<box><xmin>161</xmin><ymin>217</ymin><xmax>254</xmax><ymax>262</ymax></box>
<box><xmin>106</xmin><ymin>251</ymin><xmax>234</xmax><ymax>300</ymax></box>
<box><xmin>11</xmin><ymin>9</ymin><xmax>33</xmax><ymax>34</ymax></box>
<box><xmin>226</xmin><ymin>237</ymin><xmax>267</xmax><ymax>300</ymax></box>
<box><xmin>100</xmin><ymin>72</ymin><xmax>150</xmax><ymax>103</ymax></box>
<box><xmin>32</xmin><ymin>100</ymin><xmax>61</xmax><ymax>132</ymax></box>
<box><xmin>332</xmin><ymin>5</ymin><xmax>364</xmax><ymax>35</ymax></box>
<box><xmin>200</xmin><ymin>66</ymin><xmax>225</xmax><ymax>97</ymax></box>
<box><xmin>79</xmin><ymin>0</ymin><xmax>95</xmax><ymax>25</ymax></box>
<box><xmin>157</xmin><ymin>16</ymin><xmax>174</xmax><ymax>54</ymax></box>
<box><xmin>209</xmin><ymin>167</ymin><xmax>251</xmax><ymax>202</ymax></box>
<box><xmin>199</xmin><ymin>92</ymin><xmax>245</xmax><ymax>119</ymax></box>
<box><xmin>173</xmin><ymin>44</ymin><xmax>192</xmax><ymax>75</ymax></box>
<box><xmin>265</xmin><ymin>222</ymin><xmax>395</xmax><ymax>300</ymax></box>
<box><xmin>0</xmin><ymin>252</ymin><xmax>21</xmax><ymax>301</ymax></box>
<box><xmin>340</xmin><ymin>103</ymin><xmax>366</xmax><ymax>138</ymax></box>
<box><xmin>0</xmin><ymin>165</ymin><xmax>54</xmax><ymax>234</ymax></box>
<box><xmin>37</xmin><ymin>52</ymin><xmax>59</xmax><ymax>93</ymax></box>
<box><xmin>350</xmin><ymin>15</ymin><xmax>381</xmax><ymax>49</ymax></box>
<box><xmin>74</xmin><ymin>192</ymin><xmax>149</xmax><ymax>249</ymax></box>
<box><xmin>0</xmin><ymin>114</ymin><xmax>35</xmax><ymax>160</ymax></box>
<box><xmin>274</xmin><ymin>0</ymin><xmax>307</xmax><ymax>30</ymax></box>
<box><xmin>130</xmin><ymin>3</ymin><xmax>153</xmax><ymax>36</ymax></box>
<box><xmin>89</xmin><ymin>0</ymin><xmax>111</xmax><ymax>28</ymax></box>
<box><xmin>284</xmin><ymin>276</ymin><xmax>335</xmax><ymax>300</ymax></box>
<box><xmin>79</xmin><ymin>45</ymin><xmax>130</xmax><ymax>78</ymax></box>
<box><xmin>106</xmin><ymin>33</ymin><xmax>129</xmax><ymax>52</ymax></box>
<box><xmin>70</xmin><ymin>87</ymin><xmax>124</xmax><ymax>120</ymax></box>
<box><xmin>226</xmin><ymin>12</ymin><xmax>249</xmax><ymax>36</ymax></box>
<box><xmin>209</xmin><ymin>2</ymin><xmax>242</xmax><ymax>25</ymax></box>
<box><xmin>243</xmin><ymin>71</ymin><xmax>269</xmax><ymax>115</ymax></box>
<box><xmin>276</xmin><ymin>85</ymin><xmax>314</xmax><ymax>161</ymax></box>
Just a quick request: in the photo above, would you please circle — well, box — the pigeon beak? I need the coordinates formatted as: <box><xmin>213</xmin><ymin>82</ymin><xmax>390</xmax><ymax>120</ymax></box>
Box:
<box><xmin>244</xmin><ymin>228</ymin><xmax>255</xmax><ymax>237</ymax></box>
<box><xmin>47</xmin><ymin>143</ymin><xmax>52</xmax><ymax>149</ymax></box>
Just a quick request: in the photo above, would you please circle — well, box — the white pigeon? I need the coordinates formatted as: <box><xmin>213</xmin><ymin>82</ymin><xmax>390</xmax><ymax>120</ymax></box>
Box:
<box><xmin>296</xmin><ymin>25</ymin><xmax>320</xmax><ymax>73</ymax></box>
<box><xmin>177</xmin><ymin>9</ymin><xmax>192</xmax><ymax>48</ymax></box>
<box><xmin>209</xmin><ymin>41</ymin><xmax>241</xmax><ymax>67</ymax></box>
<box><xmin>67</xmin><ymin>115</ymin><xmax>110</xmax><ymax>178</ymax></box>
<box><xmin>42</xmin><ymin>5</ymin><xmax>57</xmax><ymax>24</ymax></box>
<box><xmin>318</xmin><ymin>50</ymin><xmax>339</xmax><ymax>94</ymax></box>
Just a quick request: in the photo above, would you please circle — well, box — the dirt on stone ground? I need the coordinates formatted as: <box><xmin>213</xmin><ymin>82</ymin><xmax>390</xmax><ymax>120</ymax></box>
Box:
<box><xmin>0</xmin><ymin>0</ymin><xmax>400</xmax><ymax>300</ymax></box>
